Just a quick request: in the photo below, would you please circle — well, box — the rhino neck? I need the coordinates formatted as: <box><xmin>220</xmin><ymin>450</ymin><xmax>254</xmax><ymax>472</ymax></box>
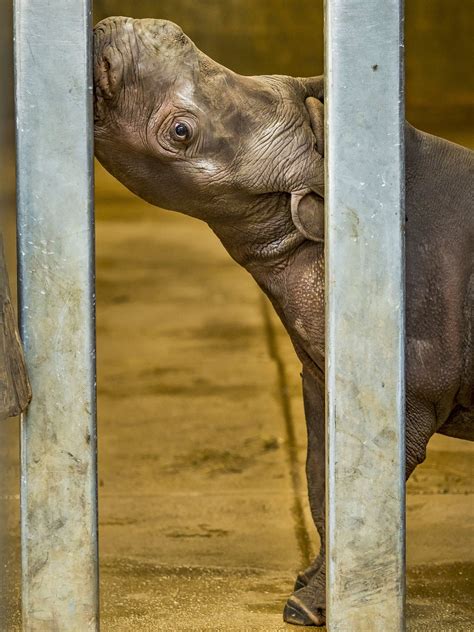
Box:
<box><xmin>207</xmin><ymin>193</ymin><xmax>306</xmax><ymax>278</ymax></box>
<box><xmin>209</xmin><ymin>194</ymin><xmax>326</xmax><ymax>380</ymax></box>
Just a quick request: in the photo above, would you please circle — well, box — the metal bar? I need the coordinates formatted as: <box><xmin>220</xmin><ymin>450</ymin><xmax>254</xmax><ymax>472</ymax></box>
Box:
<box><xmin>14</xmin><ymin>1</ymin><xmax>99</xmax><ymax>629</ymax></box>
<box><xmin>324</xmin><ymin>1</ymin><xmax>405</xmax><ymax>630</ymax></box>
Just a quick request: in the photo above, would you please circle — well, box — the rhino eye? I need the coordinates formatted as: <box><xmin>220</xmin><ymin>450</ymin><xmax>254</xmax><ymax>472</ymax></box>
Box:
<box><xmin>173</xmin><ymin>121</ymin><xmax>192</xmax><ymax>142</ymax></box>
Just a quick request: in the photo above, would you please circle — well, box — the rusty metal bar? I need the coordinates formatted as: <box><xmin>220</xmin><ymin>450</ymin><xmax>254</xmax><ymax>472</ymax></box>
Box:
<box><xmin>14</xmin><ymin>0</ymin><xmax>99</xmax><ymax>628</ymax></box>
<box><xmin>324</xmin><ymin>0</ymin><xmax>405</xmax><ymax>630</ymax></box>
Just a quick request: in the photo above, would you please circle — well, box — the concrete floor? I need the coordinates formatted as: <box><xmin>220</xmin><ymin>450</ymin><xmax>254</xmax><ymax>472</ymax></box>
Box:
<box><xmin>93</xmin><ymin>165</ymin><xmax>474</xmax><ymax>631</ymax></box>
<box><xmin>0</xmin><ymin>161</ymin><xmax>473</xmax><ymax>630</ymax></box>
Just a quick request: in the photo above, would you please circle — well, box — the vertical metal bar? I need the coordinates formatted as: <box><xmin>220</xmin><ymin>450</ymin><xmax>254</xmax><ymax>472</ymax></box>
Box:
<box><xmin>324</xmin><ymin>1</ymin><xmax>405</xmax><ymax>630</ymax></box>
<box><xmin>14</xmin><ymin>1</ymin><xmax>98</xmax><ymax>629</ymax></box>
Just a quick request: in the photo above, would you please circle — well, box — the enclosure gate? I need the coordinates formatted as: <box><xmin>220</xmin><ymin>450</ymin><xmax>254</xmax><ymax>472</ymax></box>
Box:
<box><xmin>14</xmin><ymin>0</ymin><xmax>404</xmax><ymax>630</ymax></box>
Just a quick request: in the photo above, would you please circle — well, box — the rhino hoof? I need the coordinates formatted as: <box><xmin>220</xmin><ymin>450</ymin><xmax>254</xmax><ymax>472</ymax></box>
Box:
<box><xmin>283</xmin><ymin>596</ymin><xmax>325</xmax><ymax>627</ymax></box>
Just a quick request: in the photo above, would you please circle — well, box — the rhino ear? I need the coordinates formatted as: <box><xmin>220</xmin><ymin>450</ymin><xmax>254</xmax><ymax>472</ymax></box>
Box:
<box><xmin>300</xmin><ymin>75</ymin><xmax>324</xmax><ymax>102</ymax></box>
<box><xmin>291</xmin><ymin>191</ymin><xmax>325</xmax><ymax>242</ymax></box>
<box><xmin>289</xmin><ymin>95</ymin><xmax>325</xmax><ymax>242</ymax></box>
<box><xmin>305</xmin><ymin>97</ymin><xmax>324</xmax><ymax>157</ymax></box>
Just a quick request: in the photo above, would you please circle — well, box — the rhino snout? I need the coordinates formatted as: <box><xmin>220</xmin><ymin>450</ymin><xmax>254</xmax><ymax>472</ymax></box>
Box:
<box><xmin>93</xmin><ymin>18</ymin><xmax>132</xmax><ymax>113</ymax></box>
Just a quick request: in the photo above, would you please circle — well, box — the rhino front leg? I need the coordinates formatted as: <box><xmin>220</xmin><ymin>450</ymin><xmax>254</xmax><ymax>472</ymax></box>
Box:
<box><xmin>284</xmin><ymin>368</ymin><xmax>327</xmax><ymax>627</ymax></box>
<box><xmin>296</xmin><ymin>368</ymin><xmax>326</xmax><ymax>590</ymax></box>
<box><xmin>283</xmin><ymin>376</ymin><xmax>437</xmax><ymax>627</ymax></box>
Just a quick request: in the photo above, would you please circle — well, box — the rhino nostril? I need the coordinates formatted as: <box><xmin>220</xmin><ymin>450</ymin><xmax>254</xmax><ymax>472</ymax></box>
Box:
<box><xmin>96</xmin><ymin>58</ymin><xmax>113</xmax><ymax>99</ymax></box>
<box><xmin>95</xmin><ymin>50</ymin><xmax>123</xmax><ymax>100</ymax></box>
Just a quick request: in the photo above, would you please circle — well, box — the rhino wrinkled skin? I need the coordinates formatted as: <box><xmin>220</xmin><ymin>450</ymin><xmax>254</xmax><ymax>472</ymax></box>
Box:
<box><xmin>93</xmin><ymin>17</ymin><xmax>474</xmax><ymax>627</ymax></box>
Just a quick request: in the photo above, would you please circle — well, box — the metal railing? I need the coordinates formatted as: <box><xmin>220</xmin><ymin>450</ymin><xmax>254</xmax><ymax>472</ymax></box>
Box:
<box><xmin>14</xmin><ymin>0</ymin><xmax>99</xmax><ymax>629</ymax></box>
<box><xmin>325</xmin><ymin>0</ymin><xmax>405</xmax><ymax>629</ymax></box>
<box><xmin>14</xmin><ymin>0</ymin><xmax>405</xmax><ymax>628</ymax></box>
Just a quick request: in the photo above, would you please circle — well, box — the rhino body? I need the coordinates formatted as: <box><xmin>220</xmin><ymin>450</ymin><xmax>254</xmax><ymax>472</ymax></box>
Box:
<box><xmin>93</xmin><ymin>17</ymin><xmax>474</xmax><ymax>626</ymax></box>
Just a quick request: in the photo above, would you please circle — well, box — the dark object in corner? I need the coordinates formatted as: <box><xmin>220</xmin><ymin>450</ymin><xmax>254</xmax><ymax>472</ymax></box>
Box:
<box><xmin>0</xmin><ymin>237</ymin><xmax>31</xmax><ymax>419</ymax></box>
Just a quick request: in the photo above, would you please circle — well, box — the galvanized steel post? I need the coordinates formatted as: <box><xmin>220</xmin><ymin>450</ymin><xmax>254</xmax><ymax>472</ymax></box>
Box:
<box><xmin>14</xmin><ymin>0</ymin><xmax>99</xmax><ymax>629</ymax></box>
<box><xmin>324</xmin><ymin>1</ymin><xmax>405</xmax><ymax>630</ymax></box>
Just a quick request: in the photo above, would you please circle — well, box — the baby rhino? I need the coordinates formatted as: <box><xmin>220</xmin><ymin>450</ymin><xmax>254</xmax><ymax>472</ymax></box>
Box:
<box><xmin>93</xmin><ymin>16</ymin><xmax>474</xmax><ymax>627</ymax></box>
